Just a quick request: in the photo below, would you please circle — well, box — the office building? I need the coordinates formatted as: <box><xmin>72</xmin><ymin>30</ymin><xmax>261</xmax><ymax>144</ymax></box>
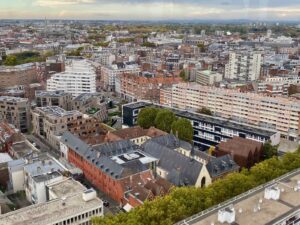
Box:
<box><xmin>0</xmin><ymin>96</ymin><xmax>30</xmax><ymax>133</ymax></box>
<box><xmin>47</xmin><ymin>60</ymin><xmax>96</xmax><ymax>97</ymax></box>
<box><xmin>122</xmin><ymin>101</ymin><xmax>280</xmax><ymax>150</ymax></box>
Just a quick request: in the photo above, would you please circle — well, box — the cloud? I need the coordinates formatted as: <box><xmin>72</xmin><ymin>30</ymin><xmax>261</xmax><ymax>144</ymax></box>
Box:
<box><xmin>34</xmin><ymin>0</ymin><xmax>95</xmax><ymax>7</ymax></box>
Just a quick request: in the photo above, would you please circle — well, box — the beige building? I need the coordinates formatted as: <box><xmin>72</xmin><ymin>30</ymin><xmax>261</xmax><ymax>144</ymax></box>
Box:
<box><xmin>35</xmin><ymin>90</ymin><xmax>73</xmax><ymax>110</ymax></box>
<box><xmin>71</xmin><ymin>93</ymin><xmax>108</xmax><ymax>122</ymax></box>
<box><xmin>0</xmin><ymin>177</ymin><xmax>103</xmax><ymax>225</ymax></box>
<box><xmin>0</xmin><ymin>96</ymin><xmax>30</xmax><ymax>133</ymax></box>
<box><xmin>196</xmin><ymin>70</ymin><xmax>223</xmax><ymax>86</ymax></box>
<box><xmin>0</xmin><ymin>63</ymin><xmax>37</xmax><ymax>89</ymax></box>
<box><xmin>160</xmin><ymin>83</ymin><xmax>300</xmax><ymax>140</ymax></box>
<box><xmin>32</xmin><ymin>106</ymin><xmax>82</xmax><ymax>149</ymax></box>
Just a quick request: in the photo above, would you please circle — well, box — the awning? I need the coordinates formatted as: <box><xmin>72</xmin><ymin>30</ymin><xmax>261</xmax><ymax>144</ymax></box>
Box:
<box><xmin>123</xmin><ymin>203</ymin><xmax>133</xmax><ymax>212</ymax></box>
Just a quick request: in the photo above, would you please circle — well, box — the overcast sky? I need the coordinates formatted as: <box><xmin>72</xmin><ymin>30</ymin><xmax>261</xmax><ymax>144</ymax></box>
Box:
<box><xmin>1</xmin><ymin>0</ymin><xmax>300</xmax><ymax>20</ymax></box>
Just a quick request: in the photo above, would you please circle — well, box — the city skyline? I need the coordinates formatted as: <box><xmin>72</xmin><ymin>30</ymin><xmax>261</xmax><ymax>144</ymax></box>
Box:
<box><xmin>1</xmin><ymin>0</ymin><xmax>300</xmax><ymax>21</ymax></box>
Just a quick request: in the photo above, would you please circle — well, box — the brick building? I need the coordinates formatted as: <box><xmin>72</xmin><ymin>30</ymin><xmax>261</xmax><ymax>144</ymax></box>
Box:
<box><xmin>60</xmin><ymin>132</ymin><xmax>172</xmax><ymax>208</ymax></box>
<box><xmin>0</xmin><ymin>63</ymin><xmax>38</xmax><ymax>89</ymax></box>
<box><xmin>215</xmin><ymin>137</ymin><xmax>263</xmax><ymax>169</ymax></box>
<box><xmin>118</xmin><ymin>73</ymin><xmax>182</xmax><ymax>103</ymax></box>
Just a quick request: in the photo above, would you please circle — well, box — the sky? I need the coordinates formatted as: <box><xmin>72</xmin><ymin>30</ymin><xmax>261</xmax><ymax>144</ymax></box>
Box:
<box><xmin>0</xmin><ymin>0</ymin><xmax>300</xmax><ymax>21</ymax></box>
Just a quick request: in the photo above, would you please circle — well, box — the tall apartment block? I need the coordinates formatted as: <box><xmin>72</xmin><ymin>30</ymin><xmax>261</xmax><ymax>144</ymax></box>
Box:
<box><xmin>160</xmin><ymin>83</ymin><xmax>300</xmax><ymax>141</ymax></box>
<box><xmin>35</xmin><ymin>90</ymin><xmax>72</xmax><ymax>110</ymax></box>
<box><xmin>0</xmin><ymin>96</ymin><xmax>30</xmax><ymax>133</ymax></box>
<box><xmin>225</xmin><ymin>51</ymin><xmax>262</xmax><ymax>81</ymax></box>
<box><xmin>47</xmin><ymin>60</ymin><xmax>96</xmax><ymax>97</ymax></box>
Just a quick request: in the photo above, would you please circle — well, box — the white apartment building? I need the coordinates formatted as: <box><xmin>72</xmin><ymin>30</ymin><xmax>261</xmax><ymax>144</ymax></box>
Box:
<box><xmin>47</xmin><ymin>60</ymin><xmax>96</xmax><ymax>97</ymax></box>
<box><xmin>225</xmin><ymin>51</ymin><xmax>262</xmax><ymax>81</ymax></box>
<box><xmin>256</xmin><ymin>75</ymin><xmax>300</xmax><ymax>96</ymax></box>
<box><xmin>0</xmin><ymin>178</ymin><xmax>103</xmax><ymax>225</ymax></box>
<box><xmin>101</xmin><ymin>62</ymin><xmax>140</xmax><ymax>92</ymax></box>
<box><xmin>196</xmin><ymin>70</ymin><xmax>223</xmax><ymax>86</ymax></box>
<box><xmin>160</xmin><ymin>83</ymin><xmax>300</xmax><ymax>141</ymax></box>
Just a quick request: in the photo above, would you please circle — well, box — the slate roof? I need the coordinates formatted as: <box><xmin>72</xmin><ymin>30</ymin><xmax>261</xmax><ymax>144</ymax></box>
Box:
<box><xmin>206</xmin><ymin>154</ymin><xmax>239</xmax><ymax>179</ymax></box>
<box><xmin>61</xmin><ymin>132</ymin><xmax>151</xmax><ymax>179</ymax></box>
<box><xmin>143</xmin><ymin>140</ymin><xmax>203</xmax><ymax>186</ymax></box>
<box><xmin>149</xmin><ymin>134</ymin><xmax>192</xmax><ymax>151</ymax></box>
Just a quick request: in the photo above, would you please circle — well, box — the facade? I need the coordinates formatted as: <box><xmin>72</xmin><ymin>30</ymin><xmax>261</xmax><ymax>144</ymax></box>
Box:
<box><xmin>143</xmin><ymin>135</ymin><xmax>239</xmax><ymax>187</ymax></box>
<box><xmin>160</xmin><ymin>83</ymin><xmax>300</xmax><ymax>141</ymax></box>
<box><xmin>105</xmin><ymin>126</ymin><xmax>167</xmax><ymax>145</ymax></box>
<box><xmin>175</xmin><ymin>168</ymin><xmax>300</xmax><ymax>225</ymax></box>
<box><xmin>101</xmin><ymin>62</ymin><xmax>140</xmax><ymax>91</ymax></box>
<box><xmin>0</xmin><ymin>63</ymin><xmax>37</xmax><ymax>89</ymax></box>
<box><xmin>32</xmin><ymin>106</ymin><xmax>82</xmax><ymax>149</ymax></box>
<box><xmin>196</xmin><ymin>70</ymin><xmax>223</xmax><ymax>86</ymax></box>
<box><xmin>118</xmin><ymin>73</ymin><xmax>182</xmax><ymax>103</ymax></box>
<box><xmin>61</xmin><ymin>132</ymin><xmax>171</xmax><ymax>207</ymax></box>
<box><xmin>122</xmin><ymin>102</ymin><xmax>280</xmax><ymax>150</ymax></box>
<box><xmin>71</xmin><ymin>93</ymin><xmax>108</xmax><ymax>122</ymax></box>
<box><xmin>225</xmin><ymin>51</ymin><xmax>262</xmax><ymax>81</ymax></box>
<box><xmin>215</xmin><ymin>137</ymin><xmax>264</xmax><ymax>169</ymax></box>
<box><xmin>35</xmin><ymin>90</ymin><xmax>72</xmax><ymax>110</ymax></box>
<box><xmin>0</xmin><ymin>96</ymin><xmax>30</xmax><ymax>133</ymax></box>
<box><xmin>47</xmin><ymin>60</ymin><xmax>96</xmax><ymax>97</ymax></box>
<box><xmin>0</xmin><ymin>178</ymin><xmax>103</xmax><ymax>225</ymax></box>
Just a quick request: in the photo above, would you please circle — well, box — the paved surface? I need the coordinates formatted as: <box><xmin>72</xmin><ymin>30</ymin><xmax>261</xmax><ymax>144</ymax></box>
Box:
<box><xmin>24</xmin><ymin>134</ymin><xmax>60</xmax><ymax>159</ymax></box>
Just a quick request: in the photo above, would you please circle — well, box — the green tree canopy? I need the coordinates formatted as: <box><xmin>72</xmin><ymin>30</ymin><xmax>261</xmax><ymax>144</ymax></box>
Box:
<box><xmin>91</xmin><ymin>148</ymin><xmax>300</xmax><ymax>225</ymax></box>
<box><xmin>171</xmin><ymin>118</ymin><xmax>193</xmax><ymax>142</ymax></box>
<box><xmin>262</xmin><ymin>141</ymin><xmax>278</xmax><ymax>159</ymax></box>
<box><xmin>155</xmin><ymin>109</ymin><xmax>176</xmax><ymax>133</ymax></box>
<box><xmin>179</xmin><ymin>70</ymin><xmax>187</xmax><ymax>81</ymax></box>
<box><xmin>137</xmin><ymin>107</ymin><xmax>159</xmax><ymax>129</ymax></box>
<box><xmin>4</xmin><ymin>55</ymin><xmax>17</xmax><ymax>66</ymax></box>
<box><xmin>198</xmin><ymin>107</ymin><xmax>213</xmax><ymax>116</ymax></box>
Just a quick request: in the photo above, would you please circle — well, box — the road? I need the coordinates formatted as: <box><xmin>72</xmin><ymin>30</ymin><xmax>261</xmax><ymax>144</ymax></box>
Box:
<box><xmin>24</xmin><ymin>134</ymin><xmax>61</xmax><ymax>159</ymax></box>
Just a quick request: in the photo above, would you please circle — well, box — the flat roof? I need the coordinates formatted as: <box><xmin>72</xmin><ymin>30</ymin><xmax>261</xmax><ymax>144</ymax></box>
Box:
<box><xmin>125</xmin><ymin>101</ymin><xmax>277</xmax><ymax>137</ymax></box>
<box><xmin>36</xmin><ymin>106</ymin><xmax>81</xmax><ymax>118</ymax></box>
<box><xmin>176</xmin><ymin>168</ymin><xmax>300</xmax><ymax>225</ymax></box>
<box><xmin>48</xmin><ymin>178</ymin><xmax>86</xmax><ymax>198</ymax></box>
<box><xmin>35</xmin><ymin>90</ymin><xmax>70</xmax><ymax>98</ymax></box>
<box><xmin>0</xmin><ymin>188</ymin><xmax>102</xmax><ymax>225</ymax></box>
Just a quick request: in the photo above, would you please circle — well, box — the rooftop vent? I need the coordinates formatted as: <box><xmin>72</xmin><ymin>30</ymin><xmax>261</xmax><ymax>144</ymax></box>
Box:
<box><xmin>218</xmin><ymin>205</ymin><xmax>235</xmax><ymax>224</ymax></box>
<box><xmin>264</xmin><ymin>185</ymin><xmax>280</xmax><ymax>200</ymax></box>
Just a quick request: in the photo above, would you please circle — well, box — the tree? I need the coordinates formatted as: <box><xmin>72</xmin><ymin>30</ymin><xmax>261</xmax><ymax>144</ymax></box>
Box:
<box><xmin>91</xmin><ymin>147</ymin><xmax>300</xmax><ymax>225</ymax></box>
<box><xmin>4</xmin><ymin>55</ymin><xmax>17</xmax><ymax>66</ymax></box>
<box><xmin>197</xmin><ymin>107</ymin><xmax>212</xmax><ymax>116</ymax></box>
<box><xmin>155</xmin><ymin>109</ymin><xmax>176</xmax><ymax>133</ymax></box>
<box><xmin>171</xmin><ymin>118</ymin><xmax>193</xmax><ymax>142</ymax></box>
<box><xmin>179</xmin><ymin>70</ymin><xmax>187</xmax><ymax>81</ymax></box>
<box><xmin>262</xmin><ymin>141</ymin><xmax>278</xmax><ymax>159</ymax></box>
<box><xmin>137</xmin><ymin>108</ymin><xmax>159</xmax><ymax>129</ymax></box>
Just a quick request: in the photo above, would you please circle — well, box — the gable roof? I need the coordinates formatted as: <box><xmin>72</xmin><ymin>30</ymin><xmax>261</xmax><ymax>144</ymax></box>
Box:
<box><xmin>206</xmin><ymin>154</ymin><xmax>239</xmax><ymax>178</ymax></box>
<box><xmin>143</xmin><ymin>140</ymin><xmax>203</xmax><ymax>186</ymax></box>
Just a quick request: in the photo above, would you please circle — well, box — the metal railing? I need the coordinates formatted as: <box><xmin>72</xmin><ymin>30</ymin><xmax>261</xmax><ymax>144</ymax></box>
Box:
<box><xmin>175</xmin><ymin>168</ymin><xmax>300</xmax><ymax>225</ymax></box>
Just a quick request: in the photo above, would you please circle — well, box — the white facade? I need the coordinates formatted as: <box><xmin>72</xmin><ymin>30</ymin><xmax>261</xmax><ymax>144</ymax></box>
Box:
<box><xmin>101</xmin><ymin>63</ymin><xmax>140</xmax><ymax>92</ymax></box>
<box><xmin>225</xmin><ymin>52</ymin><xmax>262</xmax><ymax>81</ymax></box>
<box><xmin>196</xmin><ymin>70</ymin><xmax>223</xmax><ymax>86</ymax></box>
<box><xmin>47</xmin><ymin>60</ymin><xmax>96</xmax><ymax>97</ymax></box>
